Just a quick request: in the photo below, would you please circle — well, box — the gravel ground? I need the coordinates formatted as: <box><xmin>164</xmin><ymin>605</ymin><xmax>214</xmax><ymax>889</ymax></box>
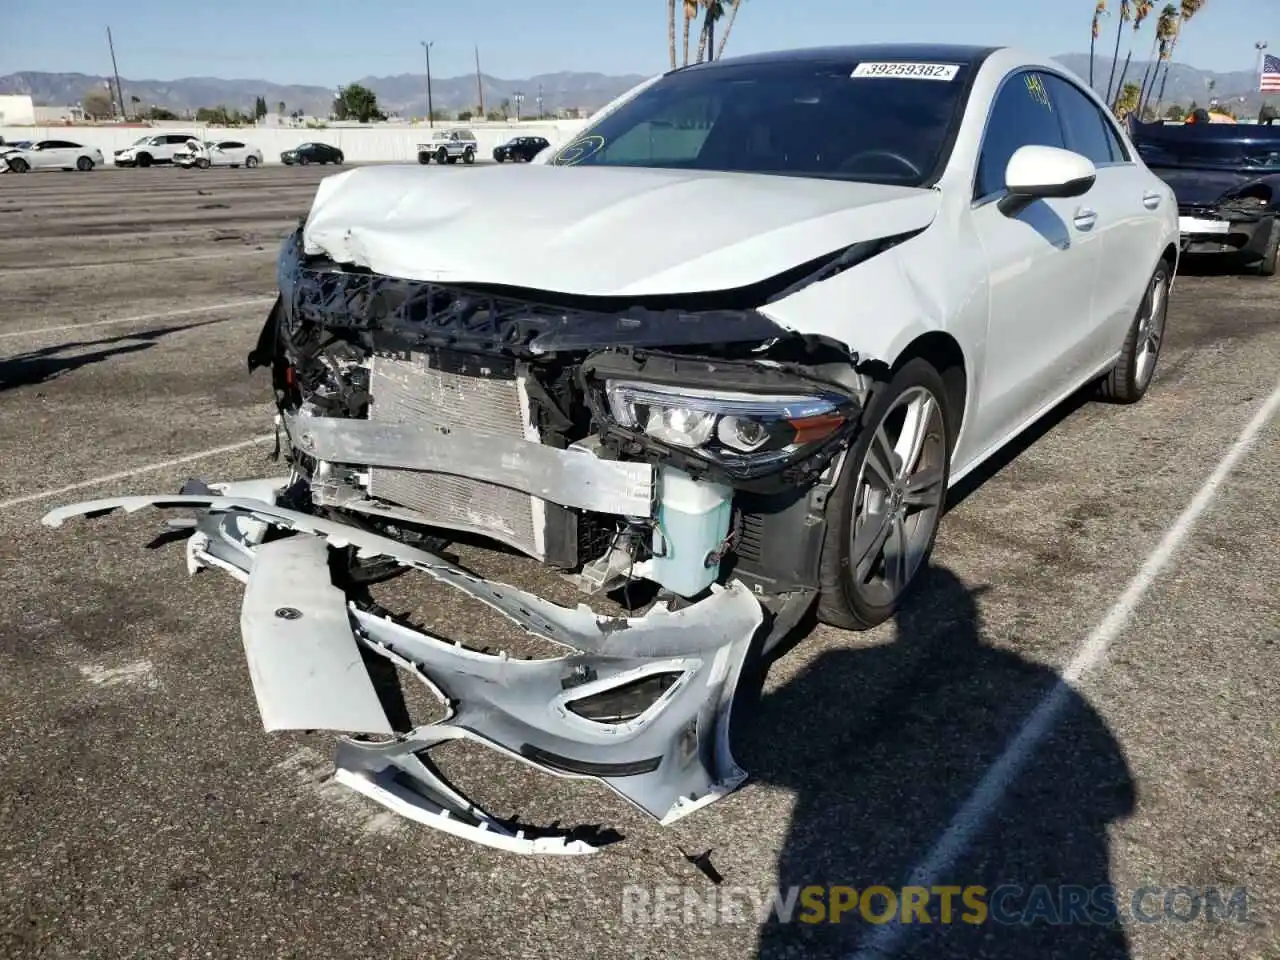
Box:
<box><xmin>0</xmin><ymin>164</ymin><xmax>1276</xmax><ymax>960</ymax></box>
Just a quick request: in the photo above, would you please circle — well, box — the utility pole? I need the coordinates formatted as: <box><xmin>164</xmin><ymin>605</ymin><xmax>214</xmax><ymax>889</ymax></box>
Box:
<box><xmin>420</xmin><ymin>41</ymin><xmax>435</xmax><ymax>127</ymax></box>
<box><xmin>513</xmin><ymin>91</ymin><xmax>524</xmax><ymax>121</ymax></box>
<box><xmin>106</xmin><ymin>26</ymin><xmax>126</xmax><ymax>120</ymax></box>
<box><xmin>535</xmin><ymin>83</ymin><xmax>543</xmax><ymax>120</ymax></box>
<box><xmin>474</xmin><ymin>46</ymin><xmax>485</xmax><ymax>117</ymax></box>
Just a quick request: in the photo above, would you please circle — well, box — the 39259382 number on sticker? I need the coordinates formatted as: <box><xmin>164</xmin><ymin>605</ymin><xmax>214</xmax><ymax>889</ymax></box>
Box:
<box><xmin>850</xmin><ymin>62</ymin><xmax>961</xmax><ymax>81</ymax></box>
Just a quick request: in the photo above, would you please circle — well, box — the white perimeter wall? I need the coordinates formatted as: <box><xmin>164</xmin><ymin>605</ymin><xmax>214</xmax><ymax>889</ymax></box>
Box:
<box><xmin>0</xmin><ymin>120</ymin><xmax>591</xmax><ymax>164</ymax></box>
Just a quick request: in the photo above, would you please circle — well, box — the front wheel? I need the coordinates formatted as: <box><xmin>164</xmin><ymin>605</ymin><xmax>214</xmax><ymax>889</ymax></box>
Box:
<box><xmin>299</xmin><ymin>155</ymin><xmax>310</xmax><ymax>165</ymax></box>
<box><xmin>136</xmin><ymin>153</ymin><xmax>152</xmax><ymax>168</ymax></box>
<box><xmin>817</xmin><ymin>358</ymin><xmax>952</xmax><ymax>631</ymax></box>
<box><xmin>7</xmin><ymin>157</ymin><xmax>29</xmax><ymax>173</ymax></box>
<box><xmin>436</xmin><ymin>147</ymin><xmax>449</xmax><ymax>165</ymax></box>
<box><xmin>418</xmin><ymin>151</ymin><xmax>431</xmax><ymax>164</ymax></box>
<box><xmin>196</xmin><ymin>158</ymin><xmax>210</xmax><ymax>169</ymax></box>
<box><xmin>1254</xmin><ymin>216</ymin><xmax>1279</xmax><ymax>277</ymax></box>
<box><xmin>1098</xmin><ymin>258</ymin><xmax>1171</xmax><ymax>403</ymax></box>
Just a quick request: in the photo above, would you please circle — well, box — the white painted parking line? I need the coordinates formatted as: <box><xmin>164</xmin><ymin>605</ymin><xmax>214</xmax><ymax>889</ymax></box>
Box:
<box><xmin>0</xmin><ymin>249</ymin><xmax>270</xmax><ymax>277</ymax></box>
<box><xmin>0</xmin><ymin>434</ymin><xmax>274</xmax><ymax>511</ymax></box>
<box><xmin>0</xmin><ymin>297</ymin><xmax>275</xmax><ymax>340</ymax></box>
<box><xmin>849</xmin><ymin>378</ymin><xmax>1280</xmax><ymax>960</ymax></box>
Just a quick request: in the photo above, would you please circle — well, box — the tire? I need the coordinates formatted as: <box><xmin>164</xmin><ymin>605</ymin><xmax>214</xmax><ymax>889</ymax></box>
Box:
<box><xmin>436</xmin><ymin>147</ymin><xmax>449</xmax><ymax>165</ymax></box>
<box><xmin>76</xmin><ymin>156</ymin><xmax>93</xmax><ymax>171</ymax></box>
<box><xmin>462</xmin><ymin>146</ymin><xmax>475</xmax><ymax>164</ymax></box>
<box><xmin>1098</xmin><ymin>257</ymin><xmax>1172</xmax><ymax>404</ymax></box>
<box><xmin>1255</xmin><ymin>216</ymin><xmax>1279</xmax><ymax>277</ymax></box>
<box><xmin>335</xmin><ymin>154</ymin><xmax>344</xmax><ymax>164</ymax></box>
<box><xmin>816</xmin><ymin>358</ymin><xmax>952</xmax><ymax>631</ymax></box>
<box><xmin>495</xmin><ymin>154</ymin><xmax>505</xmax><ymax>163</ymax></box>
<box><xmin>299</xmin><ymin>155</ymin><xmax>310</xmax><ymax>165</ymax></box>
<box><xmin>137</xmin><ymin>153</ymin><xmax>152</xmax><ymax>168</ymax></box>
<box><xmin>246</xmin><ymin>156</ymin><xmax>259</xmax><ymax>169</ymax></box>
<box><xmin>196</xmin><ymin>158</ymin><xmax>210</xmax><ymax>169</ymax></box>
<box><xmin>418</xmin><ymin>151</ymin><xmax>431</xmax><ymax>164</ymax></box>
<box><xmin>7</xmin><ymin>158</ymin><xmax>28</xmax><ymax>173</ymax></box>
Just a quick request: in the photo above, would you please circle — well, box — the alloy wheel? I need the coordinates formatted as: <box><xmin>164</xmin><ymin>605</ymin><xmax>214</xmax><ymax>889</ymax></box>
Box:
<box><xmin>1134</xmin><ymin>270</ymin><xmax>1167</xmax><ymax>389</ymax></box>
<box><xmin>848</xmin><ymin>386</ymin><xmax>947</xmax><ymax>608</ymax></box>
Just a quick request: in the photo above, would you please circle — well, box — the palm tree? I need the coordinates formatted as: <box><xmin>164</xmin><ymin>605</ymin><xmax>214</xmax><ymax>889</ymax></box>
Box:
<box><xmin>668</xmin><ymin>0</ymin><xmax>678</xmax><ymax>69</ymax></box>
<box><xmin>715</xmin><ymin>0</ymin><xmax>744</xmax><ymax>60</ymax></box>
<box><xmin>1154</xmin><ymin>0</ymin><xmax>1207</xmax><ymax>115</ymax></box>
<box><xmin>1137</xmin><ymin>4</ymin><xmax>1178</xmax><ymax>115</ymax></box>
<box><xmin>1090</xmin><ymin>1</ymin><xmax>1109</xmax><ymax>88</ymax></box>
<box><xmin>681</xmin><ymin>0</ymin><xmax>698</xmax><ymax>66</ymax></box>
<box><xmin>1104</xmin><ymin>0</ymin><xmax>1131</xmax><ymax>105</ymax></box>
<box><xmin>695</xmin><ymin>0</ymin><xmax>725</xmax><ymax>64</ymax></box>
<box><xmin>1112</xmin><ymin>1</ymin><xmax>1151</xmax><ymax>110</ymax></box>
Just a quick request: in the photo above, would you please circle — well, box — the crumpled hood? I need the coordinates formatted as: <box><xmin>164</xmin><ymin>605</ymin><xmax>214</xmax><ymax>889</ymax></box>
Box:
<box><xmin>302</xmin><ymin>164</ymin><xmax>942</xmax><ymax>297</ymax></box>
<box><xmin>1153</xmin><ymin>166</ymin><xmax>1277</xmax><ymax>207</ymax></box>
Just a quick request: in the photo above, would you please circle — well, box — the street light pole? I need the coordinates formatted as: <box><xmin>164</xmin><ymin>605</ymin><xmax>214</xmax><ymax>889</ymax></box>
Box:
<box><xmin>513</xmin><ymin>91</ymin><xmax>524</xmax><ymax>121</ymax></box>
<box><xmin>420</xmin><ymin>40</ymin><xmax>435</xmax><ymax>127</ymax></box>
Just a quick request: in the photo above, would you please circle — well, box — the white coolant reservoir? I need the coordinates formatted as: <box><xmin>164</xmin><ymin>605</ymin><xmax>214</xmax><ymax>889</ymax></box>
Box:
<box><xmin>650</xmin><ymin>466</ymin><xmax>733</xmax><ymax>599</ymax></box>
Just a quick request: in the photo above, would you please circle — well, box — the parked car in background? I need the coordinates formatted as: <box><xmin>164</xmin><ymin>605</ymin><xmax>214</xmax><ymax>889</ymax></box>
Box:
<box><xmin>417</xmin><ymin>128</ymin><xmax>477</xmax><ymax>164</ymax></box>
<box><xmin>113</xmin><ymin>133</ymin><xmax>200</xmax><ymax>167</ymax></box>
<box><xmin>280</xmin><ymin>142</ymin><xmax>345</xmax><ymax>166</ymax></box>
<box><xmin>492</xmin><ymin>135</ymin><xmax>551</xmax><ymax>163</ymax></box>
<box><xmin>175</xmin><ymin>139</ymin><xmax>265</xmax><ymax>169</ymax></box>
<box><xmin>1131</xmin><ymin>118</ymin><xmax>1280</xmax><ymax>276</ymax></box>
<box><xmin>0</xmin><ymin>139</ymin><xmax>104</xmax><ymax>173</ymax></box>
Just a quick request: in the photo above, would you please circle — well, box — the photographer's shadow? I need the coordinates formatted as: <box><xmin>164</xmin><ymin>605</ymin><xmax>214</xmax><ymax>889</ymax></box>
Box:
<box><xmin>737</xmin><ymin>564</ymin><xmax>1135</xmax><ymax>959</ymax></box>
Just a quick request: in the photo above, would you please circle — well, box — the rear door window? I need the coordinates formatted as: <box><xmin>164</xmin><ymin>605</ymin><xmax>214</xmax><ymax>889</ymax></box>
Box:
<box><xmin>1043</xmin><ymin>75</ymin><xmax>1128</xmax><ymax>165</ymax></box>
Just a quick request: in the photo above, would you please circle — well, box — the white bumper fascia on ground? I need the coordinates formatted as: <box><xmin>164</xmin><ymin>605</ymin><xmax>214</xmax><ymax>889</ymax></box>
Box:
<box><xmin>42</xmin><ymin>478</ymin><xmax>764</xmax><ymax>855</ymax></box>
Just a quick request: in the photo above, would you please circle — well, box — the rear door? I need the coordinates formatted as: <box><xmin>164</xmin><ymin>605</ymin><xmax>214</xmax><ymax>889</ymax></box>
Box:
<box><xmin>967</xmin><ymin>69</ymin><xmax>1107</xmax><ymax>450</ymax></box>
<box><xmin>1043</xmin><ymin>73</ymin><xmax>1163</xmax><ymax>370</ymax></box>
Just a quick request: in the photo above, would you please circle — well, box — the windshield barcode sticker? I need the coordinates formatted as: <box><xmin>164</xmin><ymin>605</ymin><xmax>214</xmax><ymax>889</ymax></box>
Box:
<box><xmin>851</xmin><ymin>62</ymin><xmax>960</xmax><ymax>81</ymax></box>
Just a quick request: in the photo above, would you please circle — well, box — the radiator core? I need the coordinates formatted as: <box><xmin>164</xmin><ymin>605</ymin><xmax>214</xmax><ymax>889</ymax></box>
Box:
<box><xmin>366</xmin><ymin>351</ymin><xmax>545</xmax><ymax>559</ymax></box>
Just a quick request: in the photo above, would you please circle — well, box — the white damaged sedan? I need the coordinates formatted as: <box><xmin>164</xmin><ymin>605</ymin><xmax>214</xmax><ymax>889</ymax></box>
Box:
<box><xmin>44</xmin><ymin>44</ymin><xmax>1180</xmax><ymax>853</ymax></box>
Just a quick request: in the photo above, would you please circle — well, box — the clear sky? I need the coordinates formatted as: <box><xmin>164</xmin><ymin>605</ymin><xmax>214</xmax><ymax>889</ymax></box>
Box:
<box><xmin>2</xmin><ymin>0</ymin><xmax>1274</xmax><ymax>85</ymax></box>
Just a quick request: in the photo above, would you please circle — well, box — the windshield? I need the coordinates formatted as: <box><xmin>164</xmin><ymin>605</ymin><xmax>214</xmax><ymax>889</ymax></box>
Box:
<box><xmin>1135</xmin><ymin>134</ymin><xmax>1280</xmax><ymax>173</ymax></box>
<box><xmin>547</xmin><ymin>57</ymin><xmax>972</xmax><ymax>185</ymax></box>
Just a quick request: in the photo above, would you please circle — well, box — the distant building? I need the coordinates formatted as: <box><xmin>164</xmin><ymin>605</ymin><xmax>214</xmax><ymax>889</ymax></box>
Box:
<box><xmin>34</xmin><ymin>104</ymin><xmax>80</xmax><ymax>123</ymax></box>
<box><xmin>0</xmin><ymin>94</ymin><xmax>36</xmax><ymax>126</ymax></box>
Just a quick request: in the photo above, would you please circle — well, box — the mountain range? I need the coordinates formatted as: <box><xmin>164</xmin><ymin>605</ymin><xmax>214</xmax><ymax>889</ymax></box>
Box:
<box><xmin>0</xmin><ymin>52</ymin><xmax>1271</xmax><ymax>120</ymax></box>
<box><xmin>0</xmin><ymin>69</ymin><xmax>649</xmax><ymax>118</ymax></box>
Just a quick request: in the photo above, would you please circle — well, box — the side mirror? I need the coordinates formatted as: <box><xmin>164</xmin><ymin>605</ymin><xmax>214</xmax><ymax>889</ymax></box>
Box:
<box><xmin>999</xmin><ymin>145</ymin><xmax>1096</xmax><ymax>214</ymax></box>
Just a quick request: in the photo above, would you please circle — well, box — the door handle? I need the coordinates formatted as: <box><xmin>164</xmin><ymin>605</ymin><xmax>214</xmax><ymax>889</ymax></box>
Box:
<box><xmin>1142</xmin><ymin>191</ymin><xmax>1162</xmax><ymax>210</ymax></box>
<box><xmin>1073</xmin><ymin>208</ymin><xmax>1098</xmax><ymax>230</ymax></box>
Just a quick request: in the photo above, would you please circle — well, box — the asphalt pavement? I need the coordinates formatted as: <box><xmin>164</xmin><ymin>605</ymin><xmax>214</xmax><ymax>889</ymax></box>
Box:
<box><xmin>0</xmin><ymin>164</ymin><xmax>1276</xmax><ymax>960</ymax></box>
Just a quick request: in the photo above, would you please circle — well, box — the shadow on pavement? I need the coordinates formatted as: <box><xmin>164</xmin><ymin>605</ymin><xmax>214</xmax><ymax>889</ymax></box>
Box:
<box><xmin>736</xmin><ymin>564</ymin><xmax>1135</xmax><ymax>959</ymax></box>
<box><xmin>0</xmin><ymin>317</ymin><xmax>231</xmax><ymax>392</ymax></box>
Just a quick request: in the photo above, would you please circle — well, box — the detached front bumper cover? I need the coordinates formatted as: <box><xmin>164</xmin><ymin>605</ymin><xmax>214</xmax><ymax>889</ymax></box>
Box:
<box><xmin>42</xmin><ymin>478</ymin><xmax>764</xmax><ymax>855</ymax></box>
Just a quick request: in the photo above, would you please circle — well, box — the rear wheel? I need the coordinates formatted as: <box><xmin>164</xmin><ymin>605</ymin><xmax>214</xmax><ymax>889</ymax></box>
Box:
<box><xmin>245</xmin><ymin>155</ymin><xmax>259</xmax><ymax>169</ymax></box>
<box><xmin>76</xmin><ymin>156</ymin><xmax>93</xmax><ymax>171</ymax></box>
<box><xmin>1099</xmin><ymin>258</ymin><xmax>1171</xmax><ymax>403</ymax></box>
<box><xmin>418</xmin><ymin>151</ymin><xmax>431</xmax><ymax>164</ymax></box>
<box><xmin>817</xmin><ymin>358</ymin><xmax>951</xmax><ymax>631</ymax></box>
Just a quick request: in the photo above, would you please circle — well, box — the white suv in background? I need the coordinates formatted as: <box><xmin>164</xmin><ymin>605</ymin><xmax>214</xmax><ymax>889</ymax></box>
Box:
<box><xmin>417</xmin><ymin>128</ymin><xmax>478</xmax><ymax>164</ymax></box>
<box><xmin>113</xmin><ymin>133</ymin><xmax>201</xmax><ymax>168</ymax></box>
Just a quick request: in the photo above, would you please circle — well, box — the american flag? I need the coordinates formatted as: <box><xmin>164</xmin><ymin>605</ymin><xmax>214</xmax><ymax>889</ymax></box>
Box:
<box><xmin>1263</xmin><ymin>53</ymin><xmax>1280</xmax><ymax>93</ymax></box>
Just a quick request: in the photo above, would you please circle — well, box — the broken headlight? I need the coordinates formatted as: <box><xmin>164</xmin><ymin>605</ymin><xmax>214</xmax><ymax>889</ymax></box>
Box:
<box><xmin>604</xmin><ymin>380</ymin><xmax>848</xmax><ymax>465</ymax></box>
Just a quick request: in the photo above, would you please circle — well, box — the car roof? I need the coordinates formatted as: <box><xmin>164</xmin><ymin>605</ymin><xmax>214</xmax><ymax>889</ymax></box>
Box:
<box><xmin>681</xmin><ymin>42</ymin><xmax>1002</xmax><ymax>72</ymax></box>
